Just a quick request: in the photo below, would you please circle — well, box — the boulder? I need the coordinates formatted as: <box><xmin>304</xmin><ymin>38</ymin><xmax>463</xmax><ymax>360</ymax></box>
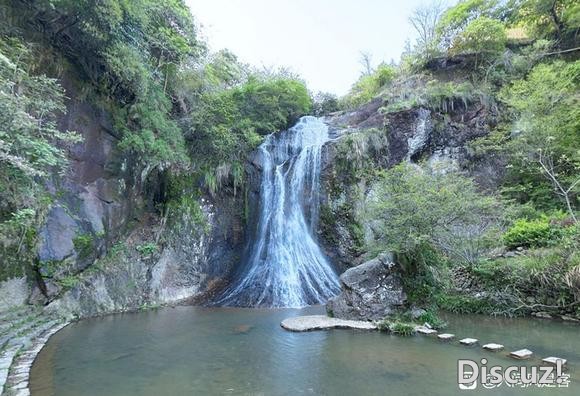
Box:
<box><xmin>326</xmin><ymin>253</ymin><xmax>406</xmax><ymax>321</ymax></box>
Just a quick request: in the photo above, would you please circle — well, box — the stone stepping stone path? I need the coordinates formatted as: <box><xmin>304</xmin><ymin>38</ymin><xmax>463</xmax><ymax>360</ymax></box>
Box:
<box><xmin>510</xmin><ymin>349</ymin><xmax>533</xmax><ymax>360</ymax></box>
<box><xmin>0</xmin><ymin>304</ymin><xmax>69</xmax><ymax>396</ymax></box>
<box><xmin>483</xmin><ymin>343</ymin><xmax>505</xmax><ymax>352</ymax></box>
<box><xmin>281</xmin><ymin>314</ymin><xmax>572</xmax><ymax>380</ymax></box>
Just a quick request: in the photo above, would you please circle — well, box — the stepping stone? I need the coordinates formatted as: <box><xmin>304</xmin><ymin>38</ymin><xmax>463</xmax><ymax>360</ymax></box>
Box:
<box><xmin>437</xmin><ymin>333</ymin><xmax>455</xmax><ymax>341</ymax></box>
<box><xmin>415</xmin><ymin>326</ymin><xmax>437</xmax><ymax>335</ymax></box>
<box><xmin>459</xmin><ymin>338</ymin><xmax>478</xmax><ymax>346</ymax></box>
<box><xmin>483</xmin><ymin>343</ymin><xmax>504</xmax><ymax>351</ymax></box>
<box><xmin>510</xmin><ymin>349</ymin><xmax>533</xmax><ymax>360</ymax></box>
<box><xmin>542</xmin><ymin>357</ymin><xmax>567</xmax><ymax>366</ymax></box>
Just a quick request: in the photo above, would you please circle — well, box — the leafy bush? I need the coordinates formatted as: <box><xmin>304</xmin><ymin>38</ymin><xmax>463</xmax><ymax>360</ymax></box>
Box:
<box><xmin>416</xmin><ymin>310</ymin><xmax>447</xmax><ymax>330</ymax></box>
<box><xmin>499</xmin><ymin>60</ymin><xmax>580</xmax><ymax>212</ymax></box>
<box><xmin>0</xmin><ymin>38</ymin><xmax>81</xmax><ymax>278</ymax></box>
<box><xmin>232</xmin><ymin>77</ymin><xmax>312</xmax><ymax>135</ymax></box>
<box><xmin>136</xmin><ymin>242</ymin><xmax>158</xmax><ymax>257</ymax></box>
<box><xmin>377</xmin><ymin>320</ymin><xmax>416</xmax><ymax>336</ymax></box>
<box><xmin>424</xmin><ymin>80</ymin><xmax>486</xmax><ymax>113</ymax></box>
<box><xmin>513</xmin><ymin>0</ymin><xmax>580</xmax><ymax>43</ymax></box>
<box><xmin>342</xmin><ymin>64</ymin><xmax>396</xmax><ymax>108</ymax></box>
<box><xmin>312</xmin><ymin>92</ymin><xmax>340</xmax><ymax>116</ymax></box>
<box><xmin>58</xmin><ymin>275</ymin><xmax>80</xmax><ymax>290</ymax></box>
<box><xmin>469</xmin><ymin>241</ymin><xmax>579</xmax><ymax>314</ymax></box>
<box><xmin>189</xmin><ymin>75</ymin><xmax>311</xmax><ymax>193</ymax></box>
<box><xmin>381</xmin><ymin>79</ymin><xmax>490</xmax><ymax>114</ymax></box>
<box><xmin>503</xmin><ymin>218</ymin><xmax>560</xmax><ymax>249</ymax></box>
<box><xmin>389</xmin><ymin>321</ymin><xmax>416</xmax><ymax>336</ymax></box>
<box><xmin>436</xmin><ymin>0</ymin><xmax>500</xmax><ymax>50</ymax></box>
<box><xmin>452</xmin><ymin>16</ymin><xmax>506</xmax><ymax>58</ymax></box>
<box><xmin>73</xmin><ymin>234</ymin><xmax>95</xmax><ymax>259</ymax></box>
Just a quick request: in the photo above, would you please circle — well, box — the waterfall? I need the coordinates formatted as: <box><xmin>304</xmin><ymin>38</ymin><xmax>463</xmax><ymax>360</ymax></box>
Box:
<box><xmin>406</xmin><ymin>108</ymin><xmax>431</xmax><ymax>161</ymax></box>
<box><xmin>217</xmin><ymin>116</ymin><xmax>340</xmax><ymax>308</ymax></box>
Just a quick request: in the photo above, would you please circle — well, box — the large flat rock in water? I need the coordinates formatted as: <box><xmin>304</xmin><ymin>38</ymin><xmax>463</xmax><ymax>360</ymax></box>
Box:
<box><xmin>281</xmin><ymin>315</ymin><xmax>377</xmax><ymax>332</ymax></box>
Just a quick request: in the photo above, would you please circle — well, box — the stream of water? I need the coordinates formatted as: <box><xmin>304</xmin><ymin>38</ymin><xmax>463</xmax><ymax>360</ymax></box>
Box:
<box><xmin>216</xmin><ymin>116</ymin><xmax>339</xmax><ymax>307</ymax></box>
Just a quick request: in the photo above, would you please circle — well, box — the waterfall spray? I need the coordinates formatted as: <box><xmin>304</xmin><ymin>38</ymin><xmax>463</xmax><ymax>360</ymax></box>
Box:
<box><xmin>217</xmin><ymin>116</ymin><xmax>340</xmax><ymax>307</ymax></box>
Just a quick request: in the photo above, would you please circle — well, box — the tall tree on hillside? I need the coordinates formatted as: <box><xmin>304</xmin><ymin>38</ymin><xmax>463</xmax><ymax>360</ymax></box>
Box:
<box><xmin>409</xmin><ymin>0</ymin><xmax>446</xmax><ymax>56</ymax></box>
<box><xmin>359</xmin><ymin>51</ymin><xmax>373</xmax><ymax>76</ymax></box>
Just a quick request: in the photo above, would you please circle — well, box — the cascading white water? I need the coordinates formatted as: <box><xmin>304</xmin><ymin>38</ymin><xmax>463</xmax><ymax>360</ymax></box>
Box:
<box><xmin>217</xmin><ymin>116</ymin><xmax>340</xmax><ymax>307</ymax></box>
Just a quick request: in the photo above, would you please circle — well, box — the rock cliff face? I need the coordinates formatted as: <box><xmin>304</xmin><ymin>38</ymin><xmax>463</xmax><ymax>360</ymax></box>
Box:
<box><xmin>317</xmin><ymin>93</ymin><xmax>501</xmax><ymax>272</ymax></box>
<box><xmin>45</xmin><ymin>194</ymin><xmax>244</xmax><ymax>318</ymax></box>
<box><xmin>318</xmin><ymin>88</ymin><xmax>502</xmax><ymax>320</ymax></box>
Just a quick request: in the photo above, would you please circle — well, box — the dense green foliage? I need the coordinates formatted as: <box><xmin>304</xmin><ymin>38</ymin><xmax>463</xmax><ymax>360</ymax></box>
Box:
<box><xmin>499</xmin><ymin>60</ymin><xmax>579</xmax><ymax>212</ymax></box>
<box><xmin>3</xmin><ymin>0</ymin><xmax>312</xmax><ymax>187</ymax></box>
<box><xmin>312</xmin><ymin>92</ymin><xmax>340</xmax><ymax>116</ymax></box>
<box><xmin>189</xmin><ymin>74</ymin><xmax>311</xmax><ymax>192</ymax></box>
<box><xmin>0</xmin><ymin>37</ymin><xmax>81</xmax><ymax>275</ymax></box>
<box><xmin>342</xmin><ymin>64</ymin><xmax>396</xmax><ymax>109</ymax></box>
<box><xmin>503</xmin><ymin>217</ymin><xmax>559</xmax><ymax>248</ymax></box>
<box><xmin>452</xmin><ymin>16</ymin><xmax>507</xmax><ymax>61</ymax></box>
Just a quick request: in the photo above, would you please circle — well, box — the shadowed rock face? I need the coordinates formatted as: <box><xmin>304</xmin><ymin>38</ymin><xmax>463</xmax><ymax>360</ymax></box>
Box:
<box><xmin>326</xmin><ymin>253</ymin><xmax>406</xmax><ymax>321</ymax></box>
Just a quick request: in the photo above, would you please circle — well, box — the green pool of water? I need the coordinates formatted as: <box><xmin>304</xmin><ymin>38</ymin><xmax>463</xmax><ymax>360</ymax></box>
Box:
<box><xmin>30</xmin><ymin>306</ymin><xmax>579</xmax><ymax>395</ymax></box>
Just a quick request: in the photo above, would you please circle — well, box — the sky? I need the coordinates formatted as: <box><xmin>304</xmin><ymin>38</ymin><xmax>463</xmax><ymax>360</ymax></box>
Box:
<box><xmin>186</xmin><ymin>0</ymin><xmax>442</xmax><ymax>95</ymax></box>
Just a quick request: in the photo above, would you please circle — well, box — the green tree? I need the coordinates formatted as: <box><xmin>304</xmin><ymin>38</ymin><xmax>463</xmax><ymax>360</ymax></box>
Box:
<box><xmin>343</xmin><ymin>64</ymin><xmax>396</xmax><ymax>108</ymax></box>
<box><xmin>0</xmin><ymin>38</ymin><xmax>81</xmax><ymax>273</ymax></box>
<box><xmin>452</xmin><ymin>16</ymin><xmax>507</xmax><ymax>56</ymax></box>
<box><xmin>232</xmin><ymin>77</ymin><xmax>312</xmax><ymax>135</ymax></box>
<box><xmin>514</xmin><ymin>0</ymin><xmax>580</xmax><ymax>43</ymax></box>
<box><xmin>365</xmin><ymin>164</ymin><xmax>504</xmax><ymax>266</ymax></box>
<box><xmin>436</xmin><ymin>0</ymin><xmax>500</xmax><ymax>50</ymax></box>
<box><xmin>499</xmin><ymin>60</ymin><xmax>580</xmax><ymax>214</ymax></box>
<box><xmin>188</xmin><ymin>75</ymin><xmax>312</xmax><ymax>193</ymax></box>
<box><xmin>313</xmin><ymin>92</ymin><xmax>340</xmax><ymax>116</ymax></box>
<box><xmin>0</xmin><ymin>39</ymin><xmax>81</xmax><ymax>213</ymax></box>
